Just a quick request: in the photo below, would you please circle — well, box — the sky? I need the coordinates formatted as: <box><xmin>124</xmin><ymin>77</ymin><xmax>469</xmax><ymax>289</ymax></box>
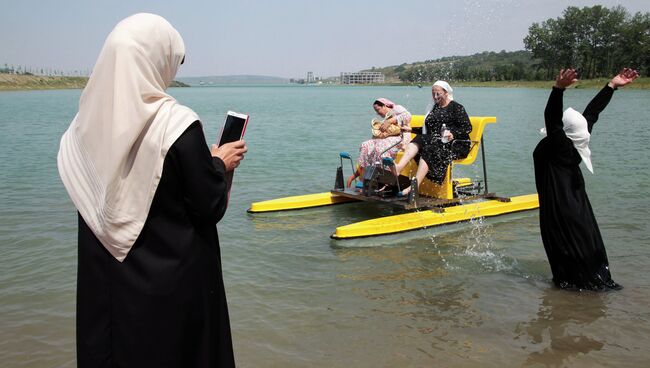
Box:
<box><xmin>1</xmin><ymin>0</ymin><xmax>648</xmax><ymax>79</ymax></box>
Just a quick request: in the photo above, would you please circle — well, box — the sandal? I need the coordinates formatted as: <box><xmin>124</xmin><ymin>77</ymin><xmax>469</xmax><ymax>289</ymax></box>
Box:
<box><xmin>396</xmin><ymin>186</ymin><xmax>411</xmax><ymax>197</ymax></box>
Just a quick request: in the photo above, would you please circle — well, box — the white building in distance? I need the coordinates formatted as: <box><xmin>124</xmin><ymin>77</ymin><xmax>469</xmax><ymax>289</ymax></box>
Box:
<box><xmin>340</xmin><ymin>72</ymin><xmax>385</xmax><ymax>84</ymax></box>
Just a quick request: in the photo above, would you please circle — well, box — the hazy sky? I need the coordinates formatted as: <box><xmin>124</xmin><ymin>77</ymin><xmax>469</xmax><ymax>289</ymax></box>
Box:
<box><xmin>1</xmin><ymin>0</ymin><xmax>647</xmax><ymax>78</ymax></box>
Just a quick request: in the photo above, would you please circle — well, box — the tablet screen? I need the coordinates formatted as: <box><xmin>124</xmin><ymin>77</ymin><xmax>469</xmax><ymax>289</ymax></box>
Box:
<box><xmin>218</xmin><ymin>112</ymin><xmax>248</xmax><ymax>146</ymax></box>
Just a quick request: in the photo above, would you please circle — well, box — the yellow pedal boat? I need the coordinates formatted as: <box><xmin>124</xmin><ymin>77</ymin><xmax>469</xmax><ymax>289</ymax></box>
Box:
<box><xmin>248</xmin><ymin>115</ymin><xmax>539</xmax><ymax>239</ymax></box>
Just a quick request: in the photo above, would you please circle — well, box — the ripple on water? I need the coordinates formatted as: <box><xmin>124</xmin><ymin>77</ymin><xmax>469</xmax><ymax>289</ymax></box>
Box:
<box><xmin>4</xmin><ymin>87</ymin><xmax>650</xmax><ymax>367</ymax></box>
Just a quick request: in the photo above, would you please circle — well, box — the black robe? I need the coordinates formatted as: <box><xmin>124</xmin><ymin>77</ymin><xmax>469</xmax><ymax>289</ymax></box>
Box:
<box><xmin>76</xmin><ymin>121</ymin><xmax>236</xmax><ymax>367</ymax></box>
<box><xmin>412</xmin><ymin>101</ymin><xmax>472</xmax><ymax>184</ymax></box>
<box><xmin>533</xmin><ymin>85</ymin><xmax>620</xmax><ymax>291</ymax></box>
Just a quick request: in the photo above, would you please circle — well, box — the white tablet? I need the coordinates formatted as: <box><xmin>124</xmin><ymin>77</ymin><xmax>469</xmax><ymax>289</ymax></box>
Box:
<box><xmin>217</xmin><ymin>111</ymin><xmax>249</xmax><ymax>146</ymax></box>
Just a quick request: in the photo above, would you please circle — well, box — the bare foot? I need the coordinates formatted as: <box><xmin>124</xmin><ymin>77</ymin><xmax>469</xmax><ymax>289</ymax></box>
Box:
<box><xmin>346</xmin><ymin>174</ymin><xmax>357</xmax><ymax>188</ymax></box>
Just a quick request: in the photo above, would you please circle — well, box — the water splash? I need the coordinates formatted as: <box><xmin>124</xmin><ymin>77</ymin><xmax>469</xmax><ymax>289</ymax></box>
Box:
<box><xmin>428</xmin><ymin>232</ymin><xmax>453</xmax><ymax>270</ymax></box>
<box><xmin>422</xmin><ymin>206</ymin><xmax>519</xmax><ymax>275</ymax></box>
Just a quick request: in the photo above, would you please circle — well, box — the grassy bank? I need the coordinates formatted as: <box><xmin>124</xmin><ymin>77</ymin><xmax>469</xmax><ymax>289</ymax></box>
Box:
<box><xmin>453</xmin><ymin>77</ymin><xmax>650</xmax><ymax>89</ymax></box>
<box><xmin>392</xmin><ymin>77</ymin><xmax>650</xmax><ymax>89</ymax></box>
<box><xmin>0</xmin><ymin>74</ymin><xmax>88</xmax><ymax>90</ymax></box>
<box><xmin>2</xmin><ymin>73</ymin><xmax>648</xmax><ymax>90</ymax></box>
<box><xmin>0</xmin><ymin>74</ymin><xmax>190</xmax><ymax>91</ymax></box>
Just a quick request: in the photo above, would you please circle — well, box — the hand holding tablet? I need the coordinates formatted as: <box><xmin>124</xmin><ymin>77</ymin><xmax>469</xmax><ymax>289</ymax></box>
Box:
<box><xmin>212</xmin><ymin>111</ymin><xmax>249</xmax><ymax>169</ymax></box>
<box><xmin>211</xmin><ymin>111</ymin><xmax>249</xmax><ymax>203</ymax></box>
<box><xmin>211</xmin><ymin>140</ymin><xmax>247</xmax><ymax>171</ymax></box>
<box><xmin>217</xmin><ymin>111</ymin><xmax>249</xmax><ymax>146</ymax></box>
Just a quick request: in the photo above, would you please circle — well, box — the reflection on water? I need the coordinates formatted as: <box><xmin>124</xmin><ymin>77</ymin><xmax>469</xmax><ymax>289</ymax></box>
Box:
<box><xmin>333</xmin><ymin>212</ymin><xmax>519</xmax><ymax>281</ymax></box>
<box><xmin>332</xmin><ymin>228</ymin><xmax>505</xmax><ymax>363</ymax></box>
<box><xmin>335</xmin><ymin>246</ymin><xmax>449</xmax><ymax>281</ymax></box>
<box><xmin>515</xmin><ymin>289</ymin><xmax>606</xmax><ymax>367</ymax></box>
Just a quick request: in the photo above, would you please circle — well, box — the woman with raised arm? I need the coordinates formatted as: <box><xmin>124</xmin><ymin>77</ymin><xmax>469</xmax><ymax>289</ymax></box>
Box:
<box><xmin>533</xmin><ymin>67</ymin><xmax>639</xmax><ymax>291</ymax></box>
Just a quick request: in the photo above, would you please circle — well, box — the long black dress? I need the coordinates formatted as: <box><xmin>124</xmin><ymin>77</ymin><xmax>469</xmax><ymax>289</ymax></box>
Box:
<box><xmin>76</xmin><ymin>121</ymin><xmax>236</xmax><ymax>367</ymax></box>
<box><xmin>533</xmin><ymin>85</ymin><xmax>620</xmax><ymax>291</ymax></box>
<box><xmin>412</xmin><ymin>101</ymin><xmax>472</xmax><ymax>184</ymax></box>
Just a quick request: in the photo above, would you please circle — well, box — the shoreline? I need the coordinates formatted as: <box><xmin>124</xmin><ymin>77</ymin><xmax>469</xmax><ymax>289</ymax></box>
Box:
<box><xmin>0</xmin><ymin>74</ymin><xmax>88</xmax><ymax>91</ymax></box>
<box><xmin>1</xmin><ymin>74</ymin><xmax>648</xmax><ymax>91</ymax></box>
<box><xmin>0</xmin><ymin>74</ymin><xmax>189</xmax><ymax>91</ymax></box>
<box><xmin>373</xmin><ymin>77</ymin><xmax>650</xmax><ymax>89</ymax></box>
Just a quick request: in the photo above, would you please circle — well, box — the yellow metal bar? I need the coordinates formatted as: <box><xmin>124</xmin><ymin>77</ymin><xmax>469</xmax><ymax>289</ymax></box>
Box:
<box><xmin>248</xmin><ymin>192</ymin><xmax>359</xmax><ymax>213</ymax></box>
<box><xmin>331</xmin><ymin>193</ymin><xmax>539</xmax><ymax>239</ymax></box>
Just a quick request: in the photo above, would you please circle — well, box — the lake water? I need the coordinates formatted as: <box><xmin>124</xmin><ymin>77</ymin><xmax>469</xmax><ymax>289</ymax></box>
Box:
<box><xmin>1</xmin><ymin>85</ymin><xmax>650</xmax><ymax>367</ymax></box>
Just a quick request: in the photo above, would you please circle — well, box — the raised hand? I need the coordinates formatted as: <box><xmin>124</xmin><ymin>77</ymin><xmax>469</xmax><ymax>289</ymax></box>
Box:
<box><xmin>608</xmin><ymin>68</ymin><xmax>639</xmax><ymax>89</ymax></box>
<box><xmin>554</xmin><ymin>68</ymin><xmax>578</xmax><ymax>89</ymax></box>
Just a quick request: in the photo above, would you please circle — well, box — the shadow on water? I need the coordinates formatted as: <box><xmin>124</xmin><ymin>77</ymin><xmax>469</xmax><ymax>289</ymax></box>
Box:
<box><xmin>514</xmin><ymin>288</ymin><xmax>607</xmax><ymax>367</ymax></box>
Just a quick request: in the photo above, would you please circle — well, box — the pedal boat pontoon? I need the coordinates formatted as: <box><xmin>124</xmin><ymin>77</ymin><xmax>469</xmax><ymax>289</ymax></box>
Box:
<box><xmin>248</xmin><ymin>115</ymin><xmax>539</xmax><ymax>239</ymax></box>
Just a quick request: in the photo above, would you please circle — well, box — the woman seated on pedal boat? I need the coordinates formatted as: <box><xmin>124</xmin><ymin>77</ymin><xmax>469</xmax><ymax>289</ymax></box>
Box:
<box><xmin>346</xmin><ymin>98</ymin><xmax>412</xmax><ymax>187</ymax></box>
<box><xmin>393</xmin><ymin>81</ymin><xmax>472</xmax><ymax>195</ymax></box>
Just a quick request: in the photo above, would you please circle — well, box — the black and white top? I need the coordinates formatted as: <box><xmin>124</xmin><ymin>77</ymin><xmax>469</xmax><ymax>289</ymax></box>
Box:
<box><xmin>412</xmin><ymin>100</ymin><xmax>472</xmax><ymax>184</ymax></box>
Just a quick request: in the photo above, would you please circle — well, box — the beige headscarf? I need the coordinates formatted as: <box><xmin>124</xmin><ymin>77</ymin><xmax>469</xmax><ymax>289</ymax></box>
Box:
<box><xmin>57</xmin><ymin>13</ymin><xmax>199</xmax><ymax>261</ymax></box>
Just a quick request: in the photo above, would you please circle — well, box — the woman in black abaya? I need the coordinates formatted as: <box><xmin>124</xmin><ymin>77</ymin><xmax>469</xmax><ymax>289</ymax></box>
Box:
<box><xmin>57</xmin><ymin>14</ymin><xmax>247</xmax><ymax>367</ymax></box>
<box><xmin>533</xmin><ymin>67</ymin><xmax>638</xmax><ymax>291</ymax></box>
<box><xmin>393</xmin><ymin>81</ymin><xmax>472</xmax><ymax>195</ymax></box>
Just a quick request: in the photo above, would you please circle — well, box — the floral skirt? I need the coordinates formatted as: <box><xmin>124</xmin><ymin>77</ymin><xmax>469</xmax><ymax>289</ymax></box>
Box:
<box><xmin>357</xmin><ymin>136</ymin><xmax>402</xmax><ymax>167</ymax></box>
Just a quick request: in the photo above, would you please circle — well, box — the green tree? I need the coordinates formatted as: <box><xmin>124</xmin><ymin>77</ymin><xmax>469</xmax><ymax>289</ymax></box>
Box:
<box><xmin>620</xmin><ymin>12</ymin><xmax>650</xmax><ymax>75</ymax></box>
<box><xmin>524</xmin><ymin>5</ymin><xmax>647</xmax><ymax>78</ymax></box>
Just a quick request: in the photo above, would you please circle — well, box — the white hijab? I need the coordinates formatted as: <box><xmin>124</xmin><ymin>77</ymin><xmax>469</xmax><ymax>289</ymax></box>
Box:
<box><xmin>433</xmin><ymin>80</ymin><xmax>454</xmax><ymax>101</ymax></box>
<box><xmin>57</xmin><ymin>13</ymin><xmax>199</xmax><ymax>261</ymax></box>
<box><xmin>423</xmin><ymin>80</ymin><xmax>455</xmax><ymax>134</ymax></box>
<box><xmin>562</xmin><ymin>107</ymin><xmax>593</xmax><ymax>173</ymax></box>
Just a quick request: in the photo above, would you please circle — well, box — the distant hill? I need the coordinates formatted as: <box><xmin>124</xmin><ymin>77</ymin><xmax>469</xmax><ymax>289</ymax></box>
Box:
<box><xmin>170</xmin><ymin>80</ymin><xmax>190</xmax><ymax>87</ymax></box>
<box><xmin>361</xmin><ymin>50</ymin><xmax>544</xmax><ymax>83</ymax></box>
<box><xmin>177</xmin><ymin>75</ymin><xmax>289</xmax><ymax>86</ymax></box>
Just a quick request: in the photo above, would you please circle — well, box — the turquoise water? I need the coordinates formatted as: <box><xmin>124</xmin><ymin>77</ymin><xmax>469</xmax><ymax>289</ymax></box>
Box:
<box><xmin>1</xmin><ymin>85</ymin><xmax>650</xmax><ymax>367</ymax></box>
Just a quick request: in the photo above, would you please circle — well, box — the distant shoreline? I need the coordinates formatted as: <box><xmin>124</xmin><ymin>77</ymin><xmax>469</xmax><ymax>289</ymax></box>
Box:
<box><xmin>1</xmin><ymin>73</ymin><xmax>648</xmax><ymax>91</ymax></box>
<box><xmin>374</xmin><ymin>78</ymin><xmax>650</xmax><ymax>89</ymax></box>
<box><xmin>0</xmin><ymin>74</ymin><xmax>88</xmax><ymax>91</ymax></box>
<box><xmin>0</xmin><ymin>74</ymin><xmax>189</xmax><ymax>91</ymax></box>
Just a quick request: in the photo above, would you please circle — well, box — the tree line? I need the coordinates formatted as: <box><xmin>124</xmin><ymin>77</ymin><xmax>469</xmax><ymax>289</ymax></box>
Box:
<box><xmin>525</xmin><ymin>5</ymin><xmax>648</xmax><ymax>79</ymax></box>
<box><xmin>396</xmin><ymin>5</ymin><xmax>648</xmax><ymax>83</ymax></box>
<box><xmin>396</xmin><ymin>50</ymin><xmax>544</xmax><ymax>83</ymax></box>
